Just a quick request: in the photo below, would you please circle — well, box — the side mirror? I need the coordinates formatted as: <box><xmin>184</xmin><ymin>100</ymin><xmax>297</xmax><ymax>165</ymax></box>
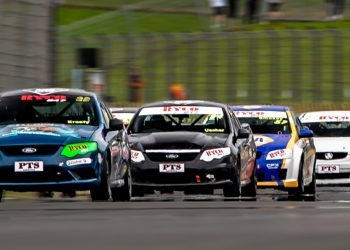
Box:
<box><xmin>109</xmin><ymin>118</ymin><xmax>124</xmax><ymax>131</ymax></box>
<box><xmin>237</xmin><ymin>128</ymin><xmax>250</xmax><ymax>139</ymax></box>
<box><xmin>299</xmin><ymin>128</ymin><xmax>313</xmax><ymax>138</ymax></box>
<box><xmin>241</xmin><ymin>123</ymin><xmax>253</xmax><ymax>133</ymax></box>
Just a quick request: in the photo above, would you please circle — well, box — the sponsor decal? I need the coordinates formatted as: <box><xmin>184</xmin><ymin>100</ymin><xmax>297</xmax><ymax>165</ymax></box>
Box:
<box><xmin>266</xmin><ymin>163</ymin><xmax>280</xmax><ymax>169</ymax></box>
<box><xmin>319</xmin><ymin>116</ymin><xmax>350</xmax><ymax>121</ymax></box>
<box><xmin>67</xmin><ymin>120</ymin><xmax>90</xmax><ymax>125</ymax></box>
<box><xmin>163</xmin><ymin>106</ymin><xmax>199</xmax><ymax>112</ymax></box>
<box><xmin>69</xmin><ymin>144</ymin><xmax>88</xmax><ymax>152</ymax></box>
<box><xmin>61</xmin><ymin>142</ymin><xmax>97</xmax><ymax>158</ymax></box>
<box><xmin>15</xmin><ymin>161</ymin><xmax>43</xmax><ymax>172</ymax></box>
<box><xmin>139</xmin><ymin>106</ymin><xmax>223</xmax><ymax>116</ymax></box>
<box><xmin>204</xmin><ymin>128</ymin><xmax>224</xmax><ymax>133</ymax></box>
<box><xmin>131</xmin><ymin>150</ymin><xmax>145</xmax><ymax>162</ymax></box>
<box><xmin>267</xmin><ymin>149</ymin><xmax>288</xmax><ymax>159</ymax></box>
<box><xmin>159</xmin><ymin>163</ymin><xmax>185</xmax><ymax>173</ymax></box>
<box><xmin>317</xmin><ymin>165</ymin><xmax>339</xmax><ymax>174</ymax></box>
<box><xmin>254</xmin><ymin>135</ymin><xmax>274</xmax><ymax>147</ymax></box>
<box><xmin>1</xmin><ymin>125</ymin><xmax>78</xmax><ymax>138</ymax></box>
<box><xmin>66</xmin><ymin>158</ymin><xmax>92</xmax><ymax>167</ymax></box>
<box><xmin>234</xmin><ymin>111</ymin><xmax>287</xmax><ymax>119</ymax></box>
<box><xmin>21</xmin><ymin>95</ymin><xmax>67</xmax><ymax>102</ymax></box>
<box><xmin>26</xmin><ymin>88</ymin><xmax>68</xmax><ymax>95</ymax></box>
<box><xmin>200</xmin><ymin>147</ymin><xmax>231</xmax><ymax>162</ymax></box>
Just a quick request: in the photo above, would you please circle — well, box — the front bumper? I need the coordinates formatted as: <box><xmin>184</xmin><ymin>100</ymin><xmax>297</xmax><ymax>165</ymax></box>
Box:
<box><xmin>131</xmin><ymin>159</ymin><xmax>236</xmax><ymax>191</ymax></box>
<box><xmin>256</xmin><ymin>158</ymin><xmax>295</xmax><ymax>189</ymax></box>
<box><xmin>316</xmin><ymin>158</ymin><xmax>350</xmax><ymax>186</ymax></box>
<box><xmin>0</xmin><ymin>154</ymin><xmax>101</xmax><ymax>191</ymax></box>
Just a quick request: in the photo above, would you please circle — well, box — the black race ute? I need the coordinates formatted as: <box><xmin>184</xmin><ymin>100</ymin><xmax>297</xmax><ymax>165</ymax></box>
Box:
<box><xmin>127</xmin><ymin>100</ymin><xmax>257</xmax><ymax>198</ymax></box>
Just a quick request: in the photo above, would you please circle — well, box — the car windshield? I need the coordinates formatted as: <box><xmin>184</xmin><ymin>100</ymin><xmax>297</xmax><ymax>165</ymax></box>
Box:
<box><xmin>0</xmin><ymin>93</ymin><xmax>98</xmax><ymax>126</ymax></box>
<box><xmin>302</xmin><ymin>122</ymin><xmax>350</xmax><ymax>137</ymax></box>
<box><xmin>130</xmin><ymin>106</ymin><xmax>229</xmax><ymax>133</ymax></box>
<box><xmin>234</xmin><ymin>110</ymin><xmax>291</xmax><ymax>134</ymax></box>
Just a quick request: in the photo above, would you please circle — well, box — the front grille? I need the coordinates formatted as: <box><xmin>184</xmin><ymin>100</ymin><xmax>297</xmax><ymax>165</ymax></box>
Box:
<box><xmin>0</xmin><ymin>145</ymin><xmax>60</xmax><ymax>156</ymax></box>
<box><xmin>316</xmin><ymin>152</ymin><xmax>348</xmax><ymax>160</ymax></box>
<box><xmin>144</xmin><ymin>143</ymin><xmax>202</xmax><ymax>150</ymax></box>
<box><xmin>316</xmin><ymin>173</ymin><xmax>350</xmax><ymax>179</ymax></box>
<box><xmin>133</xmin><ymin>168</ymin><xmax>230</xmax><ymax>185</ymax></box>
<box><xmin>146</xmin><ymin>153</ymin><xmax>198</xmax><ymax>162</ymax></box>
<box><xmin>0</xmin><ymin>167</ymin><xmax>72</xmax><ymax>183</ymax></box>
<box><xmin>256</xmin><ymin>169</ymin><xmax>286</xmax><ymax>182</ymax></box>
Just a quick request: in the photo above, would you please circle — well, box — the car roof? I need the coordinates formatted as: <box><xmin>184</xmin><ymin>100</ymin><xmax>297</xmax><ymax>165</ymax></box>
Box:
<box><xmin>0</xmin><ymin>88</ymin><xmax>95</xmax><ymax>98</ymax></box>
<box><xmin>110</xmin><ymin>107</ymin><xmax>138</xmax><ymax>113</ymax></box>
<box><xmin>141</xmin><ymin>100</ymin><xmax>227</xmax><ymax>109</ymax></box>
<box><xmin>299</xmin><ymin>110</ymin><xmax>350</xmax><ymax>122</ymax></box>
<box><xmin>231</xmin><ymin>105</ymin><xmax>290</xmax><ymax>112</ymax></box>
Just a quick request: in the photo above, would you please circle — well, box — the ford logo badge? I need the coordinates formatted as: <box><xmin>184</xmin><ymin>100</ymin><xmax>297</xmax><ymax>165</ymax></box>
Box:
<box><xmin>22</xmin><ymin>147</ymin><xmax>37</xmax><ymax>154</ymax></box>
<box><xmin>166</xmin><ymin>154</ymin><xmax>179</xmax><ymax>159</ymax></box>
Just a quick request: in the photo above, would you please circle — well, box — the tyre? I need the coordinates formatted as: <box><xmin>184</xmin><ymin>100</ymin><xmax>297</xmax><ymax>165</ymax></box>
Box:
<box><xmin>288</xmin><ymin>160</ymin><xmax>304</xmax><ymax>199</ymax></box>
<box><xmin>90</xmin><ymin>155</ymin><xmax>110</xmax><ymax>201</ymax></box>
<box><xmin>0</xmin><ymin>189</ymin><xmax>3</xmax><ymax>202</ymax></box>
<box><xmin>223</xmin><ymin>171</ymin><xmax>241</xmax><ymax>198</ymax></box>
<box><xmin>111</xmin><ymin>164</ymin><xmax>131</xmax><ymax>202</ymax></box>
<box><xmin>303</xmin><ymin>162</ymin><xmax>316</xmax><ymax>201</ymax></box>
<box><xmin>241</xmin><ymin>165</ymin><xmax>257</xmax><ymax>199</ymax></box>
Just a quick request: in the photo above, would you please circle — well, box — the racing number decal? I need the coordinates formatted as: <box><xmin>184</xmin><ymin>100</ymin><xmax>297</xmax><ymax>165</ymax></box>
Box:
<box><xmin>76</xmin><ymin>96</ymin><xmax>91</xmax><ymax>102</ymax></box>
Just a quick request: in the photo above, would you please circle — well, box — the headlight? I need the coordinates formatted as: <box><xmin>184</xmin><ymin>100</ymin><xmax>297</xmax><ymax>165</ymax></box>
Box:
<box><xmin>131</xmin><ymin>150</ymin><xmax>145</xmax><ymax>163</ymax></box>
<box><xmin>61</xmin><ymin>142</ymin><xmax>98</xmax><ymax>158</ymax></box>
<box><xmin>200</xmin><ymin>147</ymin><xmax>231</xmax><ymax>162</ymax></box>
<box><xmin>266</xmin><ymin>149</ymin><xmax>292</xmax><ymax>160</ymax></box>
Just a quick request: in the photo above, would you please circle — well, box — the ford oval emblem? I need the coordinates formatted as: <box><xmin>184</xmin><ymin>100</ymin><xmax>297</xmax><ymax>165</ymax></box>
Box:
<box><xmin>22</xmin><ymin>147</ymin><xmax>37</xmax><ymax>154</ymax></box>
<box><xmin>166</xmin><ymin>154</ymin><xmax>179</xmax><ymax>159</ymax></box>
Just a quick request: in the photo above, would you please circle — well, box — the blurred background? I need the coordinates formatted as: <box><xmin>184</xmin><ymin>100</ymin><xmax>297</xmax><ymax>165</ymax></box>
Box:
<box><xmin>0</xmin><ymin>0</ymin><xmax>349</xmax><ymax>111</ymax></box>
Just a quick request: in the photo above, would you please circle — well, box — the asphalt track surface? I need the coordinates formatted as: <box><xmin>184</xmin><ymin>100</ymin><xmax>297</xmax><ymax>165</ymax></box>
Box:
<box><xmin>1</xmin><ymin>187</ymin><xmax>350</xmax><ymax>250</ymax></box>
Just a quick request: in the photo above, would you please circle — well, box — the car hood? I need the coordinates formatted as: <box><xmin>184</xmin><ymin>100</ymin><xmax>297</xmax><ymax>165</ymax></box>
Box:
<box><xmin>0</xmin><ymin>123</ymin><xmax>95</xmax><ymax>146</ymax></box>
<box><xmin>255</xmin><ymin>134</ymin><xmax>292</xmax><ymax>151</ymax></box>
<box><xmin>313</xmin><ymin>137</ymin><xmax>350</xmax><ymax>152</ymax></box>
<box><xmin>129</xmin><ymin>132</ymin><xmax>228</xmax><ymax>150</ymax></box>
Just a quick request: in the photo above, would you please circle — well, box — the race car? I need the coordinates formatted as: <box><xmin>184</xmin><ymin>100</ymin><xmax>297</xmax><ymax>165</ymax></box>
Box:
<box><xmin>109</xmin><ymin>107</ymin><xmax>138</xmax><ymax>125</ymax></box>
<box><xmin>0</xmin><ymin>88</ymin><xmax>130</xmax><ymax>201</ymax></box>
<box><xmin>299</xmin><ymin>111</ymin><xmax>350</xmax><ymax>186</ymax></box>
<box><xmin>127</xmin><ymin>100</ymin><xmax>257</xmax><ymax>198</ymax></box>
<box><xmin>232</xmin><ymin>105</ymin><xmax>316</xmax><ymax>199</ymax></box>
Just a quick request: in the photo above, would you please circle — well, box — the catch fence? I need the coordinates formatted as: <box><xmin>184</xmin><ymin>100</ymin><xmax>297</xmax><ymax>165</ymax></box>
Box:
<box><xmin>57</xmin><ymin>30</ymin><xmax>350</xmax><ymax>105</ymax></box>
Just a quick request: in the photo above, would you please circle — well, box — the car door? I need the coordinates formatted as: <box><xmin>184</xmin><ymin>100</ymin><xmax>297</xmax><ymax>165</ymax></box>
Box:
<box><xmin>100</xmin><ymin>103</ymin><xmax>128</xmax><ymax>175</ymax></box>
<box><xmin>229</xmin><ymin>109</ymin><xmax>254</xmax><ymax>181</ymax></box>
<box><xmin>291</xmin><ymin>111</ymin><xmax>315</xmax><ymax>183</ymax></box>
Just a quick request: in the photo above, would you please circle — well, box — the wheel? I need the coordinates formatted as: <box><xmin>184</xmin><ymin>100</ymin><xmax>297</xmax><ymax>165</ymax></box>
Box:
<box><xmin>223</xmin><ymin>171</ymin><xmax>241</xmax><ymax>198</ymax></box>
<box><xmin>241</xmin><ymin>165</ymin><xmax>257</xmax><ymax>199</ymax></box>
<box><xmin>111</xmin><ymin>164</ymin><xmax>131</xmax><ymax>202</ymax></box>
<box><xmin>0</xmin><ymin>189</ymin><xmax>3</xmax><ymax>202</ymax></box>
<box><xmin>90</xmin><ymin>155</ymin><xmax>110</xmax><ymax>201</ymax></box>
<box><xmin>288</xmin><ymin>160</ymin><xmax>305</xmax><ymax>199</ymax></box>
<box><xmin>304</xmin><ymin>163</ymin><xmax>316</xmax><ymax>201</ymax></box>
